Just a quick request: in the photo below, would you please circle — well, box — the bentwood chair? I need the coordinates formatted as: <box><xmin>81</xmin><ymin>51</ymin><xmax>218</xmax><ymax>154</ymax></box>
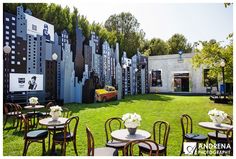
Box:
<box><xmin>180</xmin><ymin>114</ymin><xmax>208</xmax><ymax>156</ymax></box>
<box><xmin>124</xmin><ymin>139</ymin><xmax>159</xmax><ymax>156</ymax></box>
<box><xmin>86</xmin><ymin>126</ymin><xmax>118</xmax><ymax>156</ymax></box>
<box><xmin>208</xmin><ymin>115</ymin><xmax>233</xmax><ymax>144</ymax></box>
<box><xmin>52</xmin><ymin>116</ymin><xmax>79</xmax><ymax>156</ymax></box>
<box><xmin>3</xmin><ymin>103</ymin><xmax>21</xmax><ymax>129</ymax></box>
<box><xmin>226</xmin><ymin>128</ymin><xmax>233</xmax><ymax>156</ymax></box>
<box><xmin>139</xmin><ymin>120</ymin><xmax>170</xmax><ymax>156</ymax></box>
<box><xmin>22</xmin><ymin>115</ymin><xmax>48</xmax><ymax>156</ymax></box>
<box><xmin>105</xmin><ymin>117</ymin><xmax>127</xmax><ymax>155</ymax></box>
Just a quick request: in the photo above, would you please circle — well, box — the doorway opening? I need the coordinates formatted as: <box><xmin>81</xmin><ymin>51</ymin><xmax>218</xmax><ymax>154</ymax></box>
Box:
<box><xmin>174</xmin><ymin>73</ymin><xmax>189</xmax><ymax>92</ymax></box>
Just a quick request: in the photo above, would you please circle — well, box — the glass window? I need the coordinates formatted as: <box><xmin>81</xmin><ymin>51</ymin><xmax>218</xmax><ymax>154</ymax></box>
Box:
<box><xmin>5</xmin><ymin>36</ymin><xmax>9</xmax><ymax>40</ymax></box>
<box><xmin>11</xmin><ymin>56</ymin><xmax>15</xmax><ymax>59</ymax></box>
<box><xmin>11</xmin><ymin>69</ymin><xmax>15</xmax><ymax>72</ymax></box>
<box><xmin>152</xmin><ymin>70</ymin><xmax>162</xmax><ymax>87</ymax></box>
<box><xmin>12</xmin><ymin>22</ymin><xmax>15</xmax><ymax>26</ymax></box>
<box><xmin>6</xmin><ymin>31</ymin><xmax>9</xmax><ymax>34</ymax></box>
<box><xmin>5</xmin><ymin>17</ymin><xmax>9</xmax><ymax>21</ymax></box>
<box><xmin>12</xmin><ymin>30</ymin><xmax>15</xmax><ymax>33</ymax></box>
<box><xmin>12</xmin><ymin>51</ymin><xmax>15</xmax><ymax>54</ymax></box>
<box><xmin>23</xmin><ymin>57</ymin><xmax>26</xmax><ymax>61</ymax></box>
<box><xmin>17</xmin><ymin>61</ymin><xmax>21</xmax><ymax>65</ymax></box>
<box><xmin>12</xmin><ymin>17</ymin><xmax>15</xmax><ymax>21</ymax></box>
<box><xmin>12</xmin><ymin>45</ymin><xmax>15</xmax><ymax>49</ymax></box>
<box><xmin>12</xmin><ymin>35</ymin><xmax>15</xmax><ymax>38</ymax></box>
<box><xmin>12</xmin><ymin>40</ymin><xmax>15</xmax><ymax>44</ymax></box>
<box><xmin>6</xmin><ymin>26</ymin><xmax>9</xmax><ymax>29</ymax></box>
<box><xmin>11</xmin><ymin>61</ymin><xmax>15</xmax><ymax>64</ymax></box>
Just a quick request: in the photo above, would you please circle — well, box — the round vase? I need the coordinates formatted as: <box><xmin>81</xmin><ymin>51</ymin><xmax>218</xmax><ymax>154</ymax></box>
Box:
<box><xmin>128</xmin><ymin>128</ymin><xmax>137</xmax><ymax>135</ymax></box>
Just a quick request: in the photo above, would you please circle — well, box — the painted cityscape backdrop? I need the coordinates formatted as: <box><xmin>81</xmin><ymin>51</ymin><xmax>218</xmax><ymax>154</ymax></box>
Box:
<box><xmin>3</xmin><ymin>6</ymin><xmax>149</xmax><ymax>104</ymax></box>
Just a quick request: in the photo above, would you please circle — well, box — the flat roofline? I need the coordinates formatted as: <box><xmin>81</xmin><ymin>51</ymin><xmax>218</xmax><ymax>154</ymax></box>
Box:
<box><xmin>148</xmin><ymin>52</ymin><xmax>195</xmax><ymax>60</ymax></box>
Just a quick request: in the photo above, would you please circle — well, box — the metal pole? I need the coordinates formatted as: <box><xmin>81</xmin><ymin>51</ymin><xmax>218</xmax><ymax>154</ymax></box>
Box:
<box><xmin>222</xmin><ymin>66</ymin><xmax>226</xmax><ymax>99</ymax></box>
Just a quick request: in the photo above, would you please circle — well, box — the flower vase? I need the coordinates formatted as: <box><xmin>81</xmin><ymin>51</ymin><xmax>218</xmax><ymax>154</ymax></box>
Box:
<box><xmin>51</xmin><ymin>112</ymin><xmax>60</xmax><ymax>121</ymax></box>
<box><xmin>128</xmin><ymin>128</ymin><xmax>137</xmax><ymax>135</ymax></box>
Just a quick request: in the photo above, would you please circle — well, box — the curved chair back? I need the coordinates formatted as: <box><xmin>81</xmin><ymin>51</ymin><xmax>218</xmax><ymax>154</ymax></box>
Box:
<box><xmin>63</xmin><ymin>116</ymin><xmax>79</xmax><ymax>143</ymax></box>
<box><xmin>62</xmin><ymin>107</ymin><xmax>71</xmax><ymax>118</ymax></box>
<box><xmin>225</xmin><ymin>115</ymin><xmax>233</xmax><ymax>125</ymax></box>
<box><xmin>180</xmin><ymin>114</ymin><xmax>193</xmax><ymax>137</ymax></box>
<box><xmin>153</xmin><ymin>121</ymin><xmax>170</xmax><ymax>148</ymax></box>
<box><xmin>22</xmin><ymin>115</ymin><xmax>30</xmax><ymax>139</ymax></box>
<box><xmin>124</xmin><ymin>139</ymin><xmax>159</xmax><ymax>156</ymax></box>
<box><xmin>45</xmin><ymin>102</ymin><xmax>54</xmax><ymax>109</ymax></box>
<box><xmin>4</xmin><ymin>103</ymin><xmax>15</xmax><ymax>114</ymax></box>
<box><xmin>105</xmin><ymin>117</ymin><xmax>124</xmax><ymax>142</ymax></box>
<box><xmin>86</xmin><ymin>126</ymin><xmax>95</xmax><ymax>156</ymax></box>
<box><xmin>226</xmin><ymin>128</ymin><xmax>233</xmax><ymax>156</ymax></box>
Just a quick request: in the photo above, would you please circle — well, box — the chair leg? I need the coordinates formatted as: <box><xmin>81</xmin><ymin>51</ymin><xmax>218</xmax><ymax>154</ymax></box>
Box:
<box><xmin>3</xmin><ymin>115</ymin><xmax>8</xmax><ymax>129</ymax></box>
<box><xmin>42</xmin><ymin>139</ymin><xmax>46</xmax><ymax>156</ymax></box>
<box><xmin>23</xmin><ymin>139</ymin><xmax>28</xmax><ymax>156</ymax></box>
<box><xmin>62</xmin><ymin>142</ymin><xmax>66</xmax><ymax>156</ymax></box>
<box><xmin>180</xmin><ymin>139</ymin><xmax>184</xmax><ymax>156</ymax></box>
<box><xmin>73</xmin><ymin>140</ymin><xmax>78</xmax><ymax>156</ymax></box>
<box><xmin>48</xmin><ymin>132</ymin><xmax>51</xmax><ymax>151</ymax></box>
<box><xmin>139</xmin><ymin>149</ymin><xmax>143</xmax><ymax>156</ymax></box>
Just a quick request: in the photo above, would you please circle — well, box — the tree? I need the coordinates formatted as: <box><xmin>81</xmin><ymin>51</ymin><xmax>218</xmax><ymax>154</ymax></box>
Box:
<box><xmin>104</xmin><ymin>12</ymin><xmax>144</xmax><ymax>57</ymax></box>
<box><xmin>167</xmin><ymin>34</ymin><xmax>192</xmax><ymax>54</ymax></box>
<box><xmin>149</xmin><ymin>38</ymin><xmax>169</xmax><ymax>55</ymax></box>
<box><xmin>192</xmin><ymin>35</ymin><xmax>233</xmax><ymax>83</ymax></box>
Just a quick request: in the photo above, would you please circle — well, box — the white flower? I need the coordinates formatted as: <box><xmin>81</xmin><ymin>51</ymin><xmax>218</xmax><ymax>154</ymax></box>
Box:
<box><xmin>50</xmin><ymin>105</ymin><xmax>62</xmax><ymax>117</ymax></box>
<box><xmin>122</xmin><ymin>113</ymin><xmax>142</xmax><ymax>128</ymax></box>
<box><xmin>29</xmin><ymin>97</ymin><xmax>38</xmax><ymax>105</ymax></box>
<box><xmin>208</xmin><ymin>108</ymin><xmax>228</xmax><ymax>124</ymax></box>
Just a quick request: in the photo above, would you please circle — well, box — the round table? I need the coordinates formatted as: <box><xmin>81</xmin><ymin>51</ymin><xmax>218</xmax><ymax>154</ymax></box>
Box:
<box><xmin>39</xmin><ymin>117</ymin><xmax>68</xmax><ymax>155</ymax></box>
<box><xmin>111</xmin><ymin>129</ymin><xmax>151</xmax><ymax>142</ymax></box>
<box><xmin>24</xmin><ymin>105</ymin><xmax>45</xmax><ymax>127</ymax></box>
<box><xmin>199</xmin><ymin>122</ymin><xmax>232</xmax><ymax>131</ymax></box>
<box><xmin>39</xmin><ymin>117</ymin><xmax>68</xmax><ymax>127</ymax></box>
<box><xmin>199</xmin><ymin>122</ymin><xmax>233</xmax><ymax>156</ymax></box>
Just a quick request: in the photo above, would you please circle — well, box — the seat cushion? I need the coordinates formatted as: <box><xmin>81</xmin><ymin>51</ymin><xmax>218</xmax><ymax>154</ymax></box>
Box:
<box><xmin>106</xmin><ymin>140</ymin><xmax>127</xmax><ymax>148</ymax></box>
<box><xmin>208</xmin><ymin>132</ymin><xmax>231</xmax><ymax>140</ymax></box>
<box><xmin>185</xmin><ymin>133</ymin><xmax>207</xmax><ymax>141</ymax></box>
<box><xmin>53</xmin><ymin>132</ymin><xmax>73</xmax><ymax>141</ymax></box>
<box><xmin>27</xmin><ymin>130</ymin><xmax>48</xmax><ymax>139</ymax></box>
<box><xmin>139</xmin><ymin>142</ymin><xmax>165</xmax><ymax>152</ymax></box>
<box><xmin>94</xmin><ymin>147</ymin><xmax>118</xmax><ymax>156</ymax></box>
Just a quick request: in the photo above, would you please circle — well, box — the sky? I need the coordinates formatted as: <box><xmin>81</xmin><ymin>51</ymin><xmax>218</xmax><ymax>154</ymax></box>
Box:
<box><xmin>58</xmin><ymin>1</ymin><xmax>232</xmax><ymax>45</ymax></box>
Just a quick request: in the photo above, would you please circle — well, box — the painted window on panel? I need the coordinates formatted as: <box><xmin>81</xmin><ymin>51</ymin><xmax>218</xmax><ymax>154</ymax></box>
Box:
<box><xmin>152</xmin><ymin>70</ymin><xmax>162</xmax><ymax>87</ymax></box>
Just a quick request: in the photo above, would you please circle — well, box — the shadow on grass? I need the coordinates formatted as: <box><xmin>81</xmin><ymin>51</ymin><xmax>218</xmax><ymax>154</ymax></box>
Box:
<box><xmin>64</xmin><ymin>94</ymin><xmax>174</xmax><ymax>113</ymax></box>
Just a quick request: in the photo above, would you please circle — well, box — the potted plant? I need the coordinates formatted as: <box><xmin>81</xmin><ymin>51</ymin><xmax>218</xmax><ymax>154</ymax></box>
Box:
<box><xmin>50</xmin><ymin>105</ymin><xmax>63</xmax><ymax>121</ymax></box>
<box><xmin>122</xmin><ymin>113</ymin><xmax>142</xmax><ymax>135</ymax></box>
<box><xmin>208</xmin><ymin>108</ymin><xmax>228</xmax><ymax>126</ymax></box>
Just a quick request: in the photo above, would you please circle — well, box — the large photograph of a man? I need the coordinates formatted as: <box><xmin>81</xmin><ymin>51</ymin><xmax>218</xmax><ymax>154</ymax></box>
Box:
<box><xmin>28</xmin><ymin>76</ymin><xmax>37</xmax><ymax>90</ymax></box>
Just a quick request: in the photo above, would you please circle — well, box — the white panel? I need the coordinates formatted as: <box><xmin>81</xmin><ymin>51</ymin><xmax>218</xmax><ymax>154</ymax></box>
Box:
<box><xmin>25</xmin><ymin>13</ymin><xmax>54</xmax><ymax>42</ymax></box>
<box><xmin>9</xmin><ymin>73</ymin><xmax>44</xmax><ymax>92</ymax></box>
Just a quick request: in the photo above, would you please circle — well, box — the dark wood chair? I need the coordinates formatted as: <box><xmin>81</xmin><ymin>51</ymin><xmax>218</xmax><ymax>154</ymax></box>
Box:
<box><xmin>124</xmin><ymin>139</ymin><xmax>159</xmax><ymax>156</ymax></box>
<box><xmin>37</xmin><ymin>102</ymin><xmax>55</xmax><ymax>119</ymax></box>
<box><xmin>180</xmin><ymin>114</ymin><xmax>208</xmax><ymax>156</ymax></box>
<box><xmin>208</xmin><ymin>115</ymin><xmax>233</xmax><ymax>143</ymax></box>
<box><xmin>139</xmin><ymin>120</ymin><xmax>170</xmax><ymax>156</ymax></box>
<box><xmin>3</xmin><ymin>103</ymin><xmax>22</xmax><ymax>129</ymax></box>
<box><xmin>226</xmin><ymin>128</ymin><xmax>233</xmax><ymax>156</ymax></box>
<box><xmin>105</xmin><ymin>117</ymin><xmax>127</xmax><ymax>155</ymax></box>
<box><xmin>86</xmin><ymin>126</ymin><xmax>118</xmax><ymax>156</ymax></box>
<box><xmin>22</xmin><ymin>115</ymin><xmax>48</xmax><ymax>156</ymax></box>
<box><xmin>52</xmin><ymin>116</ymin><xmax>79</xmax><ymax>156</ymax></box>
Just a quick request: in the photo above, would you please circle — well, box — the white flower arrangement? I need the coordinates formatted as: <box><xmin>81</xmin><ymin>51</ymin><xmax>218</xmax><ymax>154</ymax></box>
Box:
<box><xmin>208</xmin><ymin>108</ymin><xmax>228</xmax><ymax>124</ymax></box>
<box><xmin>50</xmin><ymin>105</ymin><xmax>63</xmax><ymax>120</ymax></box>
<box><xmin>122</xmin><ymin>113</ymin><xmax>142</xmax><ymax>128</ymax></box>
<box><xmin>29</xmin><ymin>97</ymin><xmax>38</xmax><ymax>105</ymax></box>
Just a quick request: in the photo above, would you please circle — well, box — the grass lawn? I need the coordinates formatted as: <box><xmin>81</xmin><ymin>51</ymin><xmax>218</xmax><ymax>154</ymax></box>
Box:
<box><xmin>3</xmin><ymin>94</ymin><xmax>233</xmax><ymax>156</ymax></box>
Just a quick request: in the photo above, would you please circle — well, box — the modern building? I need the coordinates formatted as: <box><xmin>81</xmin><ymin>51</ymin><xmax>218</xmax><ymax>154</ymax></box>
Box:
<box><xmin>148</xmin><ymin>53</ymin><xmax>214</xmax><ymax>93</ymax></box>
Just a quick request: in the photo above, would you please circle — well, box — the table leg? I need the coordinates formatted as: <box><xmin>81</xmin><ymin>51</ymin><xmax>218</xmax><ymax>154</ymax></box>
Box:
<box><xmin>33</xmin><ymin>109</ymin><xmax>36</xmax><ymax>128</ymax></box>
<box><xmin>50</xmin><ymin>126</ymin><xmax>57</xmax><ymax>156</ymax></box>
<box><xmin>215</xmin><ymin>130</ymin><xmax>219</xmax><ymax>156</ymax></box>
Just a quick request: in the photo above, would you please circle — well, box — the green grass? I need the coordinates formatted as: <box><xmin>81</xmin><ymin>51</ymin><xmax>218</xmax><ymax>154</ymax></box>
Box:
<box><xmin>3</xmin><ymin>94</ymin><xmax>233</xmax><ymax>156</ymax></box>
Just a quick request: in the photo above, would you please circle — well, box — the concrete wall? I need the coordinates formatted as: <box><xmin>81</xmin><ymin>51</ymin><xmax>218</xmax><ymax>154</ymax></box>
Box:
<box><xmin>148</xmin><ymin>53</ymin><xmax>206</xmax><ymax>93</ymax></box>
